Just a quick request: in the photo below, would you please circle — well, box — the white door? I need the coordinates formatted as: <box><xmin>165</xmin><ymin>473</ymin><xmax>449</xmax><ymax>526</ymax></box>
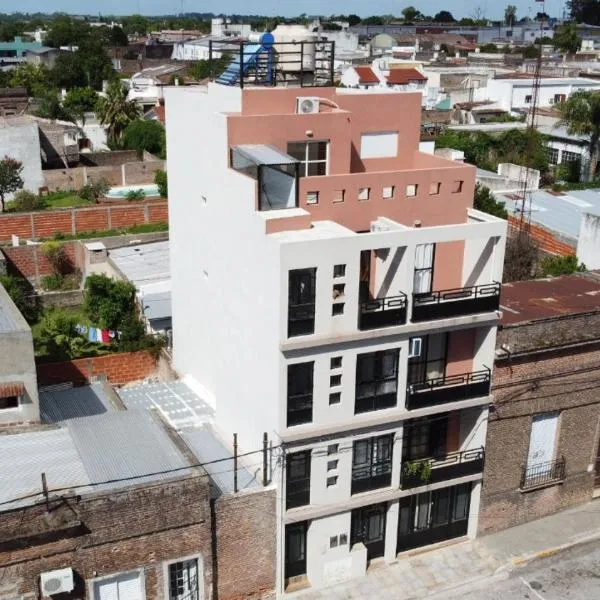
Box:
<box><xmin>94</xmin><ymin>571</ymin><xmax>144</xmax><ymax>600</ymax></box>
<box><xmin>527</xmin><ymin>413</ymin><xmax>559</xmax><ymax>467</ymax></box>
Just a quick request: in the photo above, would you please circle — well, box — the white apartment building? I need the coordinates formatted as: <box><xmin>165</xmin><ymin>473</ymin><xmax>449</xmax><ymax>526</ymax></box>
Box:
<box><xmin>166</xmin><ymin>63</ymin><xmax>507</xmax><ymax>595</ymax></box>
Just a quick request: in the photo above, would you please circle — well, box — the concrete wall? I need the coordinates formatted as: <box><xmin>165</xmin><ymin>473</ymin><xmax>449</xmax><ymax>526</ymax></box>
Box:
<box><xmin>577</xmin><ymin>211</ymin><xmax>600</xmax><ymax>270</ymax></box>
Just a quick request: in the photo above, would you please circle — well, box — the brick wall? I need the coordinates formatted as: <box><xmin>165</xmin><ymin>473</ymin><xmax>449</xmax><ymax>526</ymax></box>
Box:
<box><xmin>0</xmin><ymin>475</ymin><xmax>213</xmax><ymax>600</ymax></box>
<box><xmin>36</xmin><ymin>351</ymin><xmax>158</xmax><ymax>386</ymax></box>
<box><xmin>215</xmin><ymin>488</ymin><xmax>276</xmax><ymax>600</ymax></box>
<box><xmin>0</xmin><ymin>200</ymin><xmax>167</xmax><ymax>243</ymax></box>
<box><xmin>3</xmin><ymin>242</ymin><xmax>78</xmax><ymax>282</ymax></box>
<box><xmin>508</xmin><ymin>216</ymin><xmax>576</xmax><ymax>256</ymax></box>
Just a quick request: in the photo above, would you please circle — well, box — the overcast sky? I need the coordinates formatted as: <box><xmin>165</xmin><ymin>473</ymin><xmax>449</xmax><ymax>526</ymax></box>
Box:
<box><xmin>9</xmin><ymin>0</ymin><xmax>566</xmax><ymax>21</ymax></box>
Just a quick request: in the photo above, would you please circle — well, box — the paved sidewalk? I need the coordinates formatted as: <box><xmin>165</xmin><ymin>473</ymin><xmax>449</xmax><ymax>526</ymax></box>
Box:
<box><xmin>297</xmin><ymin>500</ymin><xmax>600</xmax><ymax>600</ymax></box>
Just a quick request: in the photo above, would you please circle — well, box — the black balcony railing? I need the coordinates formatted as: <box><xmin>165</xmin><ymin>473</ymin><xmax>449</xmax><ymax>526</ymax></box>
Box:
<box><xmin>351</xmin><ymin>464</ymin><xmax>392</xmax><ymax>495</ymax></box>
<box><xmin>520</xmin><ymin>456</ymin><xmax>566</xmax><ymax>490</ymax></box>
<box><xmin>407</xmin><ymin>368</ymin><xmax>491</xmax><ymax>410</ymax></box>
<box><xmin>288</xmin><ymin>303</ymin><xmax>315</xmax><ymax>337</ymax></box>
<box><xmin>401</xmin><ymin>447</ymin><xmax>485</xmax><ymax>489</ymax></box>
<box><xmin>412</xmin><ymin>282</ymin><xmax>501</xmax><ymax>322</ymax></box>
<box><xmin>359</xmin><ymin>294</ymin><xmax>408</xmax><ymax>331</ymax></box>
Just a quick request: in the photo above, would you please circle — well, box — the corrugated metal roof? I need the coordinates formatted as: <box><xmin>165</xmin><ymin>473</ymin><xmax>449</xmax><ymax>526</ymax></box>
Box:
<box><xmin>141</xmin><ymin>290</ymin><xmax>172</xmax><ymax>321</ymax></box>
<box><xmin>118</xmin><ymin>381</ymin><xmax>214</xmax><ymax>429</ymax></box>
<box><xmin>233</xmin><ymin>144</ymin><xmax>298</xmax><ymax>166</ymax></box>
<box><xmin>40</xmin><ymin>383</ymin><xmax>116</xmax><ymax>424</ymax></box>
<box><xmin>180</xmin><ymin>425</ymin><xmax>258</xmax><ymax>495</ymax></box>
<box><xmin>109</xmin><ymin>241</ymin><xmax>170</xmax><ymax>291</ymax></box>
<box><xmin>67</xmin><ymin>410</ymin><xmax>191</xmax><ymax>491</ymax></box>
<box><xmin>0</xmin><ymin>428</ymin><xmax>90</xmax><ymax>508</ymax></box>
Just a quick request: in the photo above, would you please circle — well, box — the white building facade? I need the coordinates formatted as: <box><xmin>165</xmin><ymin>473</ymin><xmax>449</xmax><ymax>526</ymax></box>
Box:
<box><xmin>166</xmin><ymin>81</ymin><xmax>506</xmax><ymax>595</ymax></box>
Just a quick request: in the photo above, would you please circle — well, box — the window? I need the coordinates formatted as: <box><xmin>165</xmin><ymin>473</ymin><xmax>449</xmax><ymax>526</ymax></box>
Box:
<box><xmin>286</xmin><ymin>450</ymin><xmax>311</xmax><ymax>509</ymax></box>
<box><xmin>333</xmin><ymin>189</ymin><xmax>345</xmax><ymax>203</ymax></box>
<box><xmin>287</xmin><ymin>141</ymin><xmax>328</xmax><ymax>177</ymax></box>
<box><xmin>306</xmin><ymin>191</ymin><xmax>319</xmax><ymax>205</ymax></box>
<box><xmin>355</xmin><ymin>349</ymin><xmax>399</xmax><ymax>414</ymax></box>
<box><xmin>352</xmin><ymin>435</ymin><xmax>393</xmax><ymax>494</ymax></box>
<box><xmin>330</xmin><ymin>356</ymin><xmax>342</xmax><ymax>369</ymax></box>
<box><xmin>339</xmin><ymin>533</ymin><xmax>348</xmax><ymax>545</ymax></box>
<box><xmin>287</xmin><ymin>362</ymin><xmax>314</xmax><ymax>426</ymax></box>
<box><xmin>329</xmin><ymin>392</ymin><xmax>341</xmax><ymax>404</ymax></box>
<box><xmin>327</xmin><ymin>444</ymin><xmax>339</xmax><ymax>455</ymax></box>
<box><xmin>332</xmin><ymin>303</ymin><xmax>344</xmax><ymax>316</ymax></box>
<box><xmin>360</xmin><ymin>131</ymin><xmax>399</xmax><ymax>158</ymax></box>
<box><xmin>327</xmin><ymin>476</ymin><xmax>338</xmax><ymax>487</ymax></box>
<box><xmin>402</xmin><ymin>415</ymin><xmax>449</xmax><ymax>461</ymax></box>
<box><xmin>383</xmin><ymin>186</ymin><xmax>395</xmax><ymax>199</ymax></box>
<box><xmin>330</xmin><ymin>374</ymin><xmax>342</xmax><ymax>387</ymax></box>
<box><xmin>562</xmin><ymin>150</ymin><xmax>580</xmax><ymax>163</ymax></box>
<box><xmin>546</xmin><ymin>147</ymin><xmax>559</xmax><ymax>165</ymax></box>
<box><xmin>0</xmin><ymin>396</ymin><xmax>18</xmax><ymax>410</ymax></box>
<box><xmin>554</xmin><ymin>93</ymin><xmax>566</xmax><ymax>104</ymax></box>
<box><xmin>452</xmin><ymin>180</ymin><xmax>463</xmax><ymax>193</ymax></box>
<box><xmin>168</xmin><ymin>559</ymin><xmax>200</xmax><ymax>600</ymax></box>
<box><xmin>333</xmin><ymin>264</ymin><xmax>346</xmax><ymax>278</ymax></box>
<box><xmin>522</xmin><ymin>412</ymin><xmax>561</xmax><ymax>488</ymax></box>
<box><xmin>406</xmin><ymin>184</ymin><xmax>418</xmax><ymax>197</ymax></box>
<box><xmin>358</xmin><ymin>187</ymin><xmax>370</xmax><ymax>201</ymax></box>
<box><xmin>525</xmin><ymin>94</ymin><xmax>532</xmax><ymax>103</ymax></box>
<box><xmin>285</xmin><ymin>522</ymin><xmax>308</xmax><ymax>579</ymax></box>
<box><xmin>93</xmin><ymin>571</ymin><xmax>144</xmax><ymax>600</ymax></box>
<box><xmin>333</xmin><ymin>283</ymin><xmax>345</xmax><ymax>298</ymax></box>
<box><xmin>413</xmin><ymin>243</ymin><xmax>435</xmax><ymax>295</ymax></box>
<box><xmin>327</xmin><ymin>459</ymin><xmax>339</xmax><ymax>470</ymax></box>
<box><xmin>429</xmin><ymin>182</ymin><xmax>441</xmax><ymax>195</ymax></box>
<box><xmin>288</xmin><ymin>268</ymin><xmax>316</xmax><ymax>337</ymax></box>
<box><xmin>407</xmin><ymin>333</ymin><xmax>448</xmax><ymax>386</ymax></box>
<box><xmin>330</xmin><ymin>535</ymin><xmax>338</xmax><ymax>547</ymax></box>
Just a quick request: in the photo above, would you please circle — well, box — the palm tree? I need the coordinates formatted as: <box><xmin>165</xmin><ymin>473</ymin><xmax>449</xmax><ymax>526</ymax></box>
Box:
<box><xmin>557</xmin><ymin>90</ymin><xmax>600</xmax><ymax>182</ymax></box>
<box><xmin>96</xmin><ymin>81</ymin><xmax>142</xmax><ymax>147</ymax></box>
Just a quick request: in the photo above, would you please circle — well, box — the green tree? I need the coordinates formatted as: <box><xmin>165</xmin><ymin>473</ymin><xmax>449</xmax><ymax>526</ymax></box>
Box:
<box><xmin>0</xmin><ymin>275</ymin><xmax>36</xmax><ymax>322</ymax></box>
<box><xmin>45</xmin><ymin>16</ymin><xmax>90</xmax><ymax>48</ymax></box>
<box><xmin>37</xmin><ymin>309</ymin><xmax>87</xmax><ymax>360</ymax></box>
<box><xmin>568</xmin><ymin>0</ymin><xmax>600</xmax><ymax>25</ymax></box>
<box><xmin>42</xmin><ymin>241</ymin><xmax>70</xmax><ymax>277</ymax></box>
<box><xmin>479</xmin><ymin>43</ymin><xmax>500</xmax><ymax>53</ymax></box>
<box><xmin>120</xmin><ymin>14</ymin><xmax>149</xmax><ymax>36</ymax></box>
<box><xmin>12</xmin><ymin>189</ymin><xmax>45</xmax><ymax>211</ymax></box>
<box><xmin>402</xmin><ymin>7</ymin><xmax>422</xmax><ymax>22</ymax></box>
<box><xmin>0</xmin><ymin>156</ymin><xmax>24</xmax><ymax>212</ymax></box>
<box><xmin>521</xmin><ymin>45</ymin><xmax>541</xmax><ymax>59</ymax></box>
<box><xmin>63</xmin><ymin>87</ymin><xmax>98</xmax><ymax>124</ymax></box>
<box><xmin>83</xmin><ymin>274</ymin><xmax>136</xmax><ymax>330</ymax></box>
<box><xmin>557</xmin><ymin>90</ymin><xmax>600</xmax><ymax>180</ymax></box>
<box><xmin>34</xmin><ymin>89</ymin><xmax>73</xmax><ymax>121</ymax></box>
<box><xmin>347</xmin><ymin>14</ymin><xmax>361</xmax><ymax>26</ymax></box>
<box><xmin>154</xmin><ymin>169</ymin><xmax>168</xmax><ymax>197</ymax></box>
<box><xmin>52</xmin><ymin>42</ymin><xmax>114</xmax><ymax>90</ymax></box>
<box><xmin>79</xmin><ymin>178</ymin><xmax>110</xmax><ymax>204</ymax></box>
<box><xmin>361</xmin><ymin>16</ymin><xmax>384</xmax><ymax>25</ymax></box>
<box><xmin>434</xmin><ymin>11</ymin><xmax>455</xmax><ymax>22</ymax></box>
<box><xmin>553</xmin><ymin>23</ymin><xmax>580</xmax><ymax>54</ymax></box>
<box><xmin>8</xmin><ymin>63</ymin><xmax>49</xmax><ymax>95</ymax></box>
<box><xmin>539</xmin><ymin>254</ymin><xmax>585</xmax><ymax>277</ymax></box>
<box><xmin>122</xmin><ymin>119</ymin><xmax>166</xmax><ymax>157</ymax></box>
<box><xmin>504</xmin><ymin>5</ymin><xmax>518</xmax><ymax>26</ymax></box>
<box><xmin>474</xmin><ymin>184</ymin><xmax>508</xmax><ymax>219</ymax></box>
<box><xmin>96</xmin><ymin>81</ymin><xmax>142</xmax><ymax>146</ymax></box>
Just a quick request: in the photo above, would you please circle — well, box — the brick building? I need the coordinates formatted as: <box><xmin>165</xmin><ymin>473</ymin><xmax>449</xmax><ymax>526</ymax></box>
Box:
<box><xmin>479</xmin><ymin>273</ymin><xmax>600</xmax><ymax>535</ymax></box>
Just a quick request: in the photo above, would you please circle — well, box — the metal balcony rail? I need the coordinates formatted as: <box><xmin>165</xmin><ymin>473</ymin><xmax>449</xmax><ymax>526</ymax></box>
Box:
<box><xmin>351</xmin><ymin>461</ymin><xmax>393</xmax><ymax>495</ymax></box>
<box><xmin>401</xmin><ymin>447</ymin><xmax>485</xmax><ymax>488</ymax></box>
<box><xmin>359</xmin><ymin>293</ymin><xmax>408</xmax><ymax>330</ymax></box>
<box><xmin>520</xmin><ymin>456</ymin><xmax>566</xmax><ymax>490</ymax></box>
<box><xmin>412</xmin><ymin>282</ymin><xmax>501</xmax><ymax>322</ymax></box>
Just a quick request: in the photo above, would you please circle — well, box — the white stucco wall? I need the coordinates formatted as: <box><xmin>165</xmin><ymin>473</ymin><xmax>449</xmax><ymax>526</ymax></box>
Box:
<box><xmin>577</xmin><ymin>211</ymin><xmax>600</xmax><ymax>270</ymax></box>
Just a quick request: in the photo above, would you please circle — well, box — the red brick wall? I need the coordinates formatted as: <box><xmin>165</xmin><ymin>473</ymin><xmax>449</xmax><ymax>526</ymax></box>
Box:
<box><xmin>0</xmin><ymin>200</ymin><xmax>167</xmax><ymax>243</ymax></box>
<box><xmin>3</xmin><ymin>242</ymin><xmax>78</xmax><ymax>280</ymax></box>
<box><xmin>508</xmin><ymin>216</ymin><xmax>576</xmax><ymax>256</ymax></box>
<box><xmin>36</xmin><ymin>351</ymin><xmax>158</xmax><ymax>386</ymax></box>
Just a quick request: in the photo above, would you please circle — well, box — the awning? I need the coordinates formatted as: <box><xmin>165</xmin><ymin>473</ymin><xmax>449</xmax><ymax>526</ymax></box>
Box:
<box><xmin>0</xmin><ymin>382</ymin><xmax>25</xmax><ymax>398</ymax></box>
<box><xmin>232</xmin><ymin>144</ymin><xmax>298</xmax><ymax>166</ymax></box>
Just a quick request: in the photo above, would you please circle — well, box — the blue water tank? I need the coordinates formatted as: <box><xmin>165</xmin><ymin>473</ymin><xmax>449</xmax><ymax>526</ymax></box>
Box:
<box><xmin>260</xmin><ymin>32</ymin><xmax>275</xmax><ymax>49</ymax></box>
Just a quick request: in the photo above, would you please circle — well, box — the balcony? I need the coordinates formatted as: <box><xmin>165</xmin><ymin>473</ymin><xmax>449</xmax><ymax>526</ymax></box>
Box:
<box><xmin>401</xmin><ymin>447</ymin><xmax>485</xmax><ymax>489</ymax></box>
<box><xmin>520</xmin><ymin>456</ymin><xmax>566</xmax><ymax>491</ymax></box>
<box><xmin>287</xmin><ymin>303</ymin><xmax>315</xmax><ymax>337</ymax></box>
<box><xmin>351</xmin><ymin>466</ymin><xmax>392</xmax><ymax>495</ymax></box>
<box><xmin>358</xmin><ymin>294</ymin><xmax>408</xmax><ymax>331</ymax></box>
<box><xmin>412</xmin><ymin>282</ymin><xmax>501</xmax><ymax>322</ymax></box>
<box><xmin>406</xmin><ymin>369</ymin><xmax>491</xmax><ymax>410</ymax></box>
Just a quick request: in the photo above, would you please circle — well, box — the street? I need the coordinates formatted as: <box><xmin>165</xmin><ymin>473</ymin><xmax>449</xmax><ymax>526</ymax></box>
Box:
<box><xmin>441</xmin><ymin>541</ymin><xmax>600</xmax><ymax>600</ymax></box>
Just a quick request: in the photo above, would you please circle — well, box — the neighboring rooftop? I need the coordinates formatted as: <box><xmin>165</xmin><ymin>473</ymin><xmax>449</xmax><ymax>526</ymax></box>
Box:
<box><xmin>386</xmin><ymin>68</ymin><xmax>427</xmax><ymax>85</ymax></box>
<box><xmin>0</xmin><ymin>283</ymin><xmax>30</xmax><ymax>333</ymax></box>
<box><xmin>537</xmin><ymin>124</ymin><xmax>588</xmax><ymax>143</ymax></box>
<box><xmin>500</xmin><ymin>274</ymin><xmax>600</xmax><ymax>325</ymax></box>
<box><xmin>109</xmin><ymin>240</ymin><xmax>170</xmax><ymax>290</ymax></box>
<box><xmin>39</xmin><ymin>383</ymin><xmax>119</xmax><ymax>424</ymax></box>
<box><xmin>354</xmin><ymin>66</ymin><xmax>379</xmax><ymax>84</ymax></box>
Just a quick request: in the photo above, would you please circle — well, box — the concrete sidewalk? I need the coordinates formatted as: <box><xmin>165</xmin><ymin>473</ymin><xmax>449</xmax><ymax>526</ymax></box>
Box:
<box><xmin>297</xmin><ymin>500</ymin><xmax>600</xmax><ymax>600</ymax></box>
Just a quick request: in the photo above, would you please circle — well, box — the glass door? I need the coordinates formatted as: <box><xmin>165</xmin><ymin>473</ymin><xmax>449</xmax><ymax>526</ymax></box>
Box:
<box><xmin>351</xmin><ymin>503</ymin><xmax>387</xmax><ymax>560</ymax></box>
<box><xmin>285</xmin><ymin>522</ymin><xmax>308</xmax><ymax>579</ymax></box>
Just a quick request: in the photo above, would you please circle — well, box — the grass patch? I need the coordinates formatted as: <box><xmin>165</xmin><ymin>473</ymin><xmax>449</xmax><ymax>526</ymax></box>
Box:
<box><xmin>43</xmin><ymin>191</ymin><xmax>91</xmax><ymax>209</ymax></box>
<box><xmin>51</xmin><ymin>221</ymin><xmax>169</xmax><ymax>241</ymax></box>
<box><xmin>548</xmin><ymin>181</ymin><xmax>600</xmax><ymax>192</ymax></box>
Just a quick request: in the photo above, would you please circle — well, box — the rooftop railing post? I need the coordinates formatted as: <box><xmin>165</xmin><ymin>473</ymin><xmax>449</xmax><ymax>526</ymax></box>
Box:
<box><xmin>262</xmin><ymin>432</ymin><xmax>268</xmax><ymax>487</ymax></box>
<box><xmin>233</xmin><ymin>433</ymin><xmax>238</xmax><ymax>493</ymax></box>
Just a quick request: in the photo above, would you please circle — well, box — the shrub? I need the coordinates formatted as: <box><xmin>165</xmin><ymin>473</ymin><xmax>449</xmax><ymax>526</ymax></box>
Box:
<box><xmin>79</xmin><ymin>178</ymin><xmax>110</xmax><ymax>203</ymax></box>
<box><xmin>154</xmin><ymin>169</ymin><xmax>167</xmax><ymax>197</ymax></box>
<box><xmin>539</xmin><ymin>254</ymin><xmax>585</xmax><ymax>277</ymax></box>
<box><xmin>12</xmin><ymin>190</ymin><xmax>45</xmax><ymax>211</ymax></box>
<box><xmin>42</xmin><ymin>241</ymin><xmax>70</xmax><ymax>276</ymax></box>
<box><xmin>0</xmin><ymin>275</ymin><xmax>37</xmax><ymax>322</ymax></box>
<box><xmin>126</xmin><ymin>189</ymin><xmax>145</xmax><ymax>201</ymax></box>
<box><xmin>41</xmin><ymin>274</ymin><xmax>63</xmax><ymax>291</ymax></box>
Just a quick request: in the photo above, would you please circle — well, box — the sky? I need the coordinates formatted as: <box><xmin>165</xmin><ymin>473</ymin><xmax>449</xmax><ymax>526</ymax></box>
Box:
<box><xmin>8</xmin><ymin>0</ymin><xmax>567</xmax><ymax>21</ymax></box>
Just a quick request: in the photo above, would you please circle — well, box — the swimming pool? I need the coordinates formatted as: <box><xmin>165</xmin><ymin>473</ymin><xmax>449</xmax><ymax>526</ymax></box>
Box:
<box><xmin>106</xmin><ymin>184</ymin><xmax>160</xmax><ymax>199</ymax></box>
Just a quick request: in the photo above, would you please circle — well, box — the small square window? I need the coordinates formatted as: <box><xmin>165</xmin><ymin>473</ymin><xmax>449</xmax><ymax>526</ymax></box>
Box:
<box><xmin>327</xmin><ymin>476</ymin><xmax>338</xmax><ymax>487</ymax></box>
<box><xmin>333</xmin><ymin>189</ymin><xmax>345</xmax><ymax>203</ymax></box>
<box><xmin>358</xmin><ymin>187</ymin><xmax>370</xmax><ymax>201</ymax></box>
<box><xmin>330</xmin><ymin>374</ymin><xmax>342</xmax><ymax>387</ymax></box>
<box><xmin>406</xmin><ymin>184</ymin><xmax>418</xmax><ymax>197</ymax></box>
<box><xmin>329</xmin><ymin>392</ymin><xmax>341</xmax><ymax>405</ymax></box>
<box><xmin>333</xmin><ymin>283</ymin><xmax>345</xmax><ymax>299</ymax></box>
<box><xmin>429</xmin><ymin>182</ymin><xmax>441</xmax><ymax>195</ymax></box>
<box><xmin>330</xmin><ymin>535</ymin><xmax>338</xmax><ymax>548</ymax></box>
<box><xmin>333</xmin><ymin>264</ymin><xmax>346</xmax><ymax>278</ymax></box>
<box><xmin>330</xmin><ymin>356</ymin><xmax>342</xmax><ymax>369</ymax></box>
<box><xmin>332</xmin><ymin>303</ymin><xmax>344</xmax><ymax>316</ymax></box>
<box><xmin>306</xmin><ymin>191</ymin><xmax>319</xmax><ymax>205</ymax></box>
<box><xmin>453</xmin><ymin>180</ymin><xmax>463</xmax><ymax>193</ymax></box>
<box><xmin>327</xmin><ymin>459</ymin><xmax>338</xmax><ymax>470</ymax></box>
<box><xmin>525</xmin><ymin>94</ymin><xmax>532</xmax><ymax>103</ymax></box>
<box><xmin>339</xmin><ymin>533</ymin><xmax>348</xmax><ymax>545</ymax></box>
<box><xmin>328</xmin><ymin>444</ymin><xmax>339</xmax><ymax>455</ymax></box>
<box><xmin>382</xmin><ymin>186</ymin><xmax>395</xmax><ymax>199</ymax></box>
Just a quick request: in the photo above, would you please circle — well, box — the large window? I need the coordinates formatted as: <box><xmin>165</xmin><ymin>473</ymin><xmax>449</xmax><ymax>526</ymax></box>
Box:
<box><xmin>522</xmin><ymin>412</ymin><xmax>564</xmax><ymax>489</ymax></box>
<box><xmin>546</xmin><ymin>147</ymin><xmax>559</xmax><ymax>165</ymax></box>
<box><xmin>561</xmin><ymin>150</ymin><xmax>580</xmax><ymax>163</ymax></box>
<box><xmin>402</xmin><ymin>415</ymin><xmax>448</xmax><ymax>461</ymax></box>
<box><xmin>407</xmin><ymin>333</ymin><xmax>447</xmax><ymax>387</ymax></box>
<box><xmin>352</xmin><ymin>434</ymin><xmax>393</xmax><ymax>494</ymax></box>
<box><xmin>168</xmin><ymin>559</ymin><xmax>200</xmax><ymax>600</ymax></box>
<box><xmin>413</xmin><ymin>243</ymin><xmax>435</xmax><ymax>294</ymax></box>
<box><xmin>286</xmin><ymin>450</ymin><xmax>311</xmax><ymax>509</ymax></box>
<box><xmin>287</xmin><ymin>362</ymin><xmax>314</xmax><ymax>426</ymax></box>
<box><xmin>355</xmin><ymin>349</ymin><xmax>399</xmax><ymax>414</ymax></box>
<box><xmin>285</xmin><ymin>522</ymin><xmax>308</xmax><ymax>579</ymax></box>
<box><xmin>287</xmin><ymin>141</ymin><xmax>328</xmax><ymax>177</ymax></box>
<box><xmin>288</xmin><ymin>268</ymin><xmax>316</xmax><ymax>337</ymax></box>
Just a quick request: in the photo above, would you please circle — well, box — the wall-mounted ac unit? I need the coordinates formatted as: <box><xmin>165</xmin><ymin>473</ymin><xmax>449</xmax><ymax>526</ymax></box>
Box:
<box><xmin>408</xmin><ymin>337</ymin><xmax>422</xmax><ymax>358</ymax></box>
<box><xmin>40</xmin><ymin>568</ymin><xmax>74</xmax><ymax>596</ymax></box>
<box><xmin>296</xmin><ymin>97</ymin><xmax>320</xmax><ymax>114</ymax></box>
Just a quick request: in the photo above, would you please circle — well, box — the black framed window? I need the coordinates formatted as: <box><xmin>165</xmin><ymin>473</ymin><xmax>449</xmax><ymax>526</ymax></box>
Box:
<box><xmin>287</xmin><ymin>141</ymin><xmax>328</xmax><ymax>177</ymax></box>
<box><xmin>402</xmin><ymin>415</ymin><xmax>448</xmax><ymax>461</ymax></box>
<box><xmin>407</xmin><ymin>333</ymin><xmax>448</xmax><ymax>386</ymax></box>
<box><xmin>286</xmin><ymin>450</ymin><xmax>311</xmax><ymax>509</ymax></box>
<box><xmin>288</xmin><ymin>268</ymin><xmax>316</xmax><ymax>337</ymax></box>
<box><xmin>168</xmin><ymin>558</ymin><xmax>199</xmax><ymax>600</ymax></box>
<box><xmin>355</xmin><ymin>349</ymin><xmax>399</xmax><ymax>414</ymax></box>
<box><xmin>351</xmin><ymin>434</ymin><xmax>393</xmax><ymax>494</ymax></box>
<box><xmin>287</xmin><ymin>362</ymin><xmax>314</xmax><ymax>426</ymax></box>
<box><xmin>285</xmin><ymin>521</ymin><xmax>308</xmax><ymax>579</ymax></box>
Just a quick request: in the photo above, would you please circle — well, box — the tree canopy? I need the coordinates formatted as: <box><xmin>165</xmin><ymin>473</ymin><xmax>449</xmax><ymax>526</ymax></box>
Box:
<box><xmin>474</xmin><ymin>184</ymin><xmax>508</xmax><ymax>219</ymax></box>
<box><xmin>83</xmin><ymin>274</ymin><xmax>137</xmax><ymax>331</ymax></box>
<box><xmin>0</xmin><ymin>156</ymin><xmax>24</xmax><ymax>212</ymax></box>
<box><xmin>433</xmin><ymin>11</ymin><xmax>455</xmax><ymax>23</ymax></box>
<box><xmin>504</xmin><ymin>5</ymin><xmax>518</xmax><ymax>26</ymax></box>
<box><xmin>553</xmin><ymin>23</ymin><xmax>581</xmax><ymax>54</ymax></box>
<box><xmin>569</xmin><ymin>0</ymin><xmax>600</xmax><ymax>25</ymax></box>
<box><xmin>96</xmin><ymin>81</ymin><xmax>142</xmax><ymax>146</ymax></box>
<box><xmin>122</xmin><ymin>119</ymin><xmax>166</xmax><ymax>157</ymax></box>
<box><xmin>62</xmin><ymin>86</ymin><xmax>99</xmax><ymax>123</ymax></box>
<box><xmin>52</xmin><ymin>41</ymin><xmax>114</xmax><ymax>90</ymax></box>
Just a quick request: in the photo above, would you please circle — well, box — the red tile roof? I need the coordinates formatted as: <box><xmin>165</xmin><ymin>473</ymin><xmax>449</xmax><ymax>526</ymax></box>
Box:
<box><xmin>354</xmin><ymin>66</ymin><xmax>380</xmax><ymax>84</ymax></box>
<box><xmin>0</xmin><ymin>382</ymin><xmax>25</xmax><ymax>398</ymax></box>
<box><xmin>386</xmin><ymin>68</ymin><xmax>427</xmax><ymax>85</ymax></box>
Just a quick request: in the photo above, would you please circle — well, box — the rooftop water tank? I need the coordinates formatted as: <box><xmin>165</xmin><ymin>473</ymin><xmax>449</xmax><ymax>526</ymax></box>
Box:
<box><xmin>271</xmin><ymin>24</ymin><xmax>317</xmax><ymax>72</ymax></box>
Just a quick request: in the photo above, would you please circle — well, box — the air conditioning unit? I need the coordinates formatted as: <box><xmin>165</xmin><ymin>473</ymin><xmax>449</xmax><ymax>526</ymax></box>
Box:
<box><xmin>296</xmin><ymin>97</ymin><xmax>320</xmax><ymax>114</ymax></box>
<box><xmin>408</xmin><ymin>337</ymin><xmax>422</xmax><ymax>358</ymax></box>
<box><xmin>40</xmin><ymin>568</ymin><xmax>74</xmax><ymax>596</ymax></box>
